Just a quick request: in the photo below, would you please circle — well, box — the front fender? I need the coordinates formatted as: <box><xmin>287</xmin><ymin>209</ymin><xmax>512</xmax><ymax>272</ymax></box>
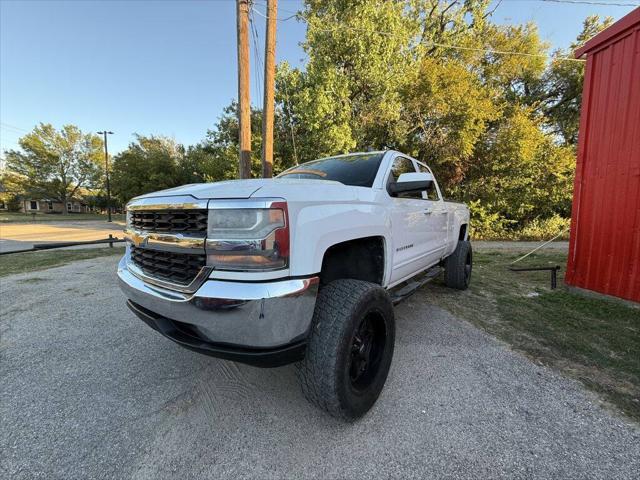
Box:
<box><xmin>288</xmin><ymin>201</ymin><xmax>392</xmax><ymax>277</ymax></box>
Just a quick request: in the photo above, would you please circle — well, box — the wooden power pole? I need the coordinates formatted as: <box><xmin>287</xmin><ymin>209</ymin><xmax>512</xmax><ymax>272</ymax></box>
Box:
<box><xmin>237</xmin><ymin>0</ymin><xmax>252</xmax><ymax>179</ymax></box>
<box><xmin>261</xmin><ymin>0</ymin><xmax>277</xmax><ymax>178</ymax></box>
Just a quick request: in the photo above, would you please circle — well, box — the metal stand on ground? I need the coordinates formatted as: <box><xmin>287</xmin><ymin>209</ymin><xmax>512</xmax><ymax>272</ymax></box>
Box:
<box><xmin>509</xmin><ymin>265</ymin><xmax>561</xmax><ymax>289</ymax></box>
<box><xmin>507</xmin><ymin>229</ymin><xmax>568</xmax><ymax>290</ymax></box>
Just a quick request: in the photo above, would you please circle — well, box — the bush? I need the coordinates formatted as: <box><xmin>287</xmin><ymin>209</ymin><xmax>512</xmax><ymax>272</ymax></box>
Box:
<box><xmin>468</xmin><ymin>200</ymin><xmax>514</xmax><ymax>240</ymax></box>
<box><xmin>517</xmin><ymin>215</ymin><xmax>571</xmax><ymax>241</ymax></box>
<box><xmin>6</xmin><ymin>195</ymin><xmax>22</xmax><ymax>212</ymax></box>
<box><xmin>469</xmin><ymin>202</ymin><xmax>571</xmax><ymax>241</ymax></box>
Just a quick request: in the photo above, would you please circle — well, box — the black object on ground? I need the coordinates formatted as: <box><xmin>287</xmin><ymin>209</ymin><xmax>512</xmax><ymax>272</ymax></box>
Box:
<box><xmin>509</xmin><ymin>265</ymin><xmax>561</xmax><ymax>289</ymax></box>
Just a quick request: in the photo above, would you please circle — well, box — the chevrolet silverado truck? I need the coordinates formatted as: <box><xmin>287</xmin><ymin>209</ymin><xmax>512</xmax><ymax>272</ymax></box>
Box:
<box><xmin>118</xmin><ymin>150</ymin><xmax>471</xmax><ymax>420</ymax></box>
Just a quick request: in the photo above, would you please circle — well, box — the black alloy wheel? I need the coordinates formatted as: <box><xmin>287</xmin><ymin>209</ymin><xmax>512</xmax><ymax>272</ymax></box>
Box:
<box><xmin>349</xmin><ymin>311</ymin><xmax>387</xmax><ymax>391</ymax></box>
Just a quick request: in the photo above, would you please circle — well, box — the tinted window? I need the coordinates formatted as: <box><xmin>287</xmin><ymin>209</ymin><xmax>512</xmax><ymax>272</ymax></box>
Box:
<box><xmin>389</xmin><ymin>157</ymin><xmax>416</xmax><ymax>181</ymax></box>
<box><xmin>416</xmin><ymin>162</ymin><xmax>440</xmax><ymax>201</ymax></box>
<box><xmin>277</xmin><ymin>153</ymin><xmax>384</xmax><ymax>187</ymax></box>
<box><xmin>388</xmin><ymin>157</ymin><xmax>422</xmax><ymax>200</ymax></box>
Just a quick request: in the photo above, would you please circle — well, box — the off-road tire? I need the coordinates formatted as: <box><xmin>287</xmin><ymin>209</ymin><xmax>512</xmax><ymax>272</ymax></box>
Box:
<box><xmin>297</xmin><ymin>279</ymin><xmax>395</xmax><ymax>420</ymax></box>
<box><xmin>444</xmin><ymin>240</ymin><xmax>472</xmax><ymax>290</ymax></box>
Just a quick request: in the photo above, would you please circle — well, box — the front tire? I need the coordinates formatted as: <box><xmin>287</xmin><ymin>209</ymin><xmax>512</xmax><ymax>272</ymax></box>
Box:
<box><xmin>444</xmin><ymin>240</ymin><xmax>472</xmax><ymax>290</ymax></box>
<box><xmin>297</xmin><ymin>279</ymin><xmax>395</xmax><ymax>420</ymax></box>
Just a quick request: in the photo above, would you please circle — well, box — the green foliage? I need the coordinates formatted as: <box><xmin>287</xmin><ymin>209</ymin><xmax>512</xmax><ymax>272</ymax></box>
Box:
<box><xmin>110</xmin><ymin>135</ymin><xmax>200</xmax><ymax>203</ymax></box>
<box><xmin>276</xmin><ymin>0</ymin><xmax>590</xmax><ymax>238</ymax></box>
<box><xmin>201</xmin><ymin>102</ymin><xmax>263</xmax><ymax>179</ymax></box>
<box><xmin>401</xmin><ymin>56</ymin><xmax>500</xmax><ymax>187</ymax></box>
<box><xmin>541</xmin><ymin>15</ymin><xmax>613</xmax><ymax>145</ymax></box>
<box><xmin>462</xmin><ymin>106</ymin><xmax>575</xmax><ymax>225</ymax></box>
<box><xmin>0</xmin><ymin>170</ymin><xmax>28</xmax><ymax>211</ymax></box>
<box><xmin>4</xmin><ymin>123</ymin><xmax>103</xmax><ymax>212</ymax></box>
<box><xmin>517</xmin><ymin>214</ymin><xmax>570</xmax><ymax>241</ymax></box>
<box><xmin>468</xmin><ymin>200</ymin><xmax>515</xmax><ymax>240</ymax></box>
<box><xmin>4</xmin><ymin>3</ymin><xmax>605</xmax><ymax>238</ymax></box>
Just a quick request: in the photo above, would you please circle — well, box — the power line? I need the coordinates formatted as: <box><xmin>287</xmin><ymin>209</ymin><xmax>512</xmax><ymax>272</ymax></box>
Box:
<box><xmin>281</xmin><ymin>77</ymin><xmax>299</xmax><ymax>166</ymax></box>
<box><xmin>0</xmin><ymin>122</ymin><xmax>29</xmax><ymax>133</ymax></box>
<box><xmin>251</xmin><ymin>6</ymin><xmax>586</xmax><ymax>63</ymax></box>
<box><xmin>249</xmin><ymin>8</ymin><xmax>264</xmax><ymax>103</ymax></box>
<box><xmin>310</xmin><ymin>24</ymin><xmax>585</xmax><ymax>62</ymax></box>
<box><xmin>505</xmin><ymin>0</ymin><xmax>639</xmax><ymax>6</ymax></box>
<box><xmin>252</xmin><ymin>6</ymin><xmax>299</xmax><ymax>21</ymax></box>
<box><xmin>424</xmin><ymin>39</ymin><xmax>585</xmax><ymax>62</ymax></box>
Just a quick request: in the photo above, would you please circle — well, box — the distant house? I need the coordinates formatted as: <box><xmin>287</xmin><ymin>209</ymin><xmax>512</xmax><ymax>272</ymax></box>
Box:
<box><xmin>19</xmin><ymin>198</ymin><xmax>91</xmax><ymax>214</ymax></box>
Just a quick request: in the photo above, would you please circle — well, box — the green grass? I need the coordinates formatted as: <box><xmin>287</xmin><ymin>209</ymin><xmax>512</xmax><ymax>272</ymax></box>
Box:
<box><xmin>424</xmin><ymin>250</ymin><xmax>640</xmax><ymax>421</ymax></box>
<box><xmin>0</xmin><ymin>247</ymin><xmax>122</xmax><ymax>277</ymax></box>
<box><xmin>0</xmin><ymin>212</ymin><xmax>125</xmax><ymax>223</ymax></box>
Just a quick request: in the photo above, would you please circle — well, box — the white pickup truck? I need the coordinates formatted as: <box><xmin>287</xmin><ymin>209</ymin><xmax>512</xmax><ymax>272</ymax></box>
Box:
<box><xmin>118</xmin><ymin>150</ymin><xmax>471</xmax><ymax>419</ymax></box>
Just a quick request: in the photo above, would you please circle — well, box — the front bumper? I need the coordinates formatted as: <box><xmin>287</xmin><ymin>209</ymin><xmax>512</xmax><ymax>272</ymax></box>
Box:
<box><xmin>117</xmin><ymin>255</ymin><xmax>319</xmax><ymax>365</ymax></box>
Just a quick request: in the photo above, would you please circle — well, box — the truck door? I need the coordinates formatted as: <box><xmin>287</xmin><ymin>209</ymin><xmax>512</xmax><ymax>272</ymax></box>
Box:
<box><xmin>415</xmin><ymin>161</ymin><xmax>449</xmax><ymax>258</ymax></box>
<box><xmin>387</xmin><ymin>156</ymin><xmax>444</xmax><ymax>285</ymax></box>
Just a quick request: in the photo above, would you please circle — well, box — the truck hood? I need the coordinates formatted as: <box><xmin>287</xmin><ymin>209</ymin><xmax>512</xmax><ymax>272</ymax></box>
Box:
<box><xmin>135</xmin><ymin>178</ymin><xmax>350</xmax><ymax>200</ymax></box>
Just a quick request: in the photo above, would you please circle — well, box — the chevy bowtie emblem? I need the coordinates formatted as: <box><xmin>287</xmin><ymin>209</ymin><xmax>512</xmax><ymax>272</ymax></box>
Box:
<box><xmin>129</xmin><ymin>231</ymin><xmax>149</xmax><ymax>248</ymax></box>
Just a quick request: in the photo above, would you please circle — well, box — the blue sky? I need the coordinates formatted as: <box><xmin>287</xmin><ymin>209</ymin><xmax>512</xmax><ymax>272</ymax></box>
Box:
<box><xmin>1</xmin><ymin>0</ymin><xmax>637</xmax><ymax>155</ymax></box>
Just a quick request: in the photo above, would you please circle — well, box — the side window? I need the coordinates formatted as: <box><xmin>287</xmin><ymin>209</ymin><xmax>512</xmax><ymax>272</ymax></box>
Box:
<box><xmin>388</xmin><ymin>157</ymin><xmax>422</xmax><ymax>199</ymax></box>
<box><xmin>416</xmin><ymin>162</ymin><xmax>440</xmax><ymax>201</ymax></box>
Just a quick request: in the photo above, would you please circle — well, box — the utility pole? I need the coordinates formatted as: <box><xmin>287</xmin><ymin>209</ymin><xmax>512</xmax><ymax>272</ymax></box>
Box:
<box><xmin>237</xmin><ymin>0</ymin><xmax>252</xmax><ymax>179</ymax></box>
<box><xmin>261</xmin><ymin>0</ymin><xmax>277</xmax><ymax>178</ymax></box>
<box><xmin>97</xmin><ymin>131</ymin><xmax>114</xmax><ymax>222</ymax></box>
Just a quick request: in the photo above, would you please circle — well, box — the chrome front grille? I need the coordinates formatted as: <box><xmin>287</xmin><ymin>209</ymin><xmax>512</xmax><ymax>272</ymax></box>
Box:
<box><xmin>130</xmin><ymin>210</ymin><xmax>208</xmax><ymax>233</ymax></box>
<box><xmin>130</xmin><ymin>246</ymin><xmax>206</xmax><ymax>286</ymax></box>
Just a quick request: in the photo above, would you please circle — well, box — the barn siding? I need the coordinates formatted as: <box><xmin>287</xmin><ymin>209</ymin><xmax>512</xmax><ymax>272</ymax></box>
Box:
<box><xmin>566</xmin><ymin>9</ymin><xmax>640</xmax><ymax>303</ymax></box>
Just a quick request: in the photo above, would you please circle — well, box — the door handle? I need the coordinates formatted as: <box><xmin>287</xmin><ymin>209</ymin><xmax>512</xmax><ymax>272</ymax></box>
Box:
<box><xmin>423</xmin><ymin>209</ymin><xmax>432</xmax><ymax>215</ymax></box>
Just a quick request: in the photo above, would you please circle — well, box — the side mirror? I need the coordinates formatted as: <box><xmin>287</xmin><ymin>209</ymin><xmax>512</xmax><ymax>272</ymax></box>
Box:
<box><xmin>389</xmin><ymin>172</ymin><xmax>434</xmax><ymax>196</ymax></box>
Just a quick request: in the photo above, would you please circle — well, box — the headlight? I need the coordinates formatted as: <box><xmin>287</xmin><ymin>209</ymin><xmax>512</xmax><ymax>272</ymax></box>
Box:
<box><xmin>206</xmin><ymin>202</ymin><xmax>289</xmax><ymax>271</ymax></box>
<box><xmin>207</xmin><ymin>209</ymin><xmax>284</xmax><ymax>239</ymax></box>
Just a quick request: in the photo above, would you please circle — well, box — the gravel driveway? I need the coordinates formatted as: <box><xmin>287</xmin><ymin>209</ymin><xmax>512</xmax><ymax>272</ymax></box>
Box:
<box><xmin>1</xmin><ymin>256</ymin><xmax>638</xmax><ymax>479</ymax></box>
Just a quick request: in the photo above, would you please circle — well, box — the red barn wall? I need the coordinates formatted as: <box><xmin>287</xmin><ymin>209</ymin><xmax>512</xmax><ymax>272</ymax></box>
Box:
<box><xmin>565</xmin><ymin>8</ymin><xmax>640</xmax><ymax>303</ymax></box>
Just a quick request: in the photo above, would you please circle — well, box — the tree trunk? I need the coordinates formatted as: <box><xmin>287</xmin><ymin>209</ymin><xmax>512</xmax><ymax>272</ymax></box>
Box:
<box><xmin>61</xmin><ymin>194</ymin><xmax>68</xmax><ymax>215</ymax></box>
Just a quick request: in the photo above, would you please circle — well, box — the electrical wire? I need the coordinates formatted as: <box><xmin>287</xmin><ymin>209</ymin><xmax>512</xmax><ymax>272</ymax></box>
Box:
<box><xmin>0</xmin><ymin>122</ymin><xmax>29</xmax><ymax>133</ymax></box>
<box><xmin>281</xmin><ymin>78</ymin><xmax>299</xmax><ymax>166</ymax></box>
<box><xmin>251</xmin><ymin>6</ymin><xmax>299</xmax><ymax>22</ymax></box>
<box><xmin>251</xmin><ymin>5</ymin><xmax>586</xmax><ymax>63</ymax></box>
<box><xmin>249</xmin><ymin>8</ymin><xmax>264</xmax><ymax>103</ymax></box>
<box><xmin>505</xmin><ymin>0</ymin><xmax>639</xmax><ymax>6</ymax></box>
<box><xmin>309</xmin><ymin>24</ymin><xmax>586</xmax><ymax>62</ymax></box>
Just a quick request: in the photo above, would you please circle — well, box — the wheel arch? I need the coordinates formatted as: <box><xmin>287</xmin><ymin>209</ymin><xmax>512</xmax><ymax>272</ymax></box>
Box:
<box><xmin>319</xmin><ymin>236</ymin><xmax>387</xmax><ymax>287</ymax></box>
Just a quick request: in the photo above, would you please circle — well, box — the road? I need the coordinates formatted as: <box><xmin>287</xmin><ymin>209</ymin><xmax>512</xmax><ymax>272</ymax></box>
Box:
<box><xmin>0</xmin><ymin>221</ymin><xmax>125</xmax><ymax>253</ymax></box>
<box><xmin>1</xmin><ymin>256</ymin><xmax>638</xmax><ymax>479</ymax></box>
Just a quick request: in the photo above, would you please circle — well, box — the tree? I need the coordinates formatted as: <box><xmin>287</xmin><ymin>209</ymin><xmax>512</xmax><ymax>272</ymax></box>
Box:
<box><xmin>201</xmin><ymin>101</ymin><xmax>297</xmax><ymax>177</ymax></box>
<box><xmin>541</xmin><ymin>15</ymin><xmax>613</xmax><ymax>145</ymax></box>
<box><xmin>0</xmin><ymin>169</ymin><xmax>28</xmax><ymax>211</ymax></box>
<box><xmin>400</xmin><ymin>56</ymin><xmax>500</xmax><ymax>188</ymax></box>
<box><xmin>270</xmin><ymin>0</ymin><xmax>591</xmax><ymax>238</ymax></box>
<box><xmin>462</xmin><ymin>106</ymin><xmax>575</xmax><ymax>225</ymax></box>
<box><xmin>4</xmin><ymin>124</ymin><xmax>103</xmax><ymax>213</ymax></box>
<box><xmin>110</xmin><ymin>135</ymin><xmax>187</xmax><ymax>204</ymax></box>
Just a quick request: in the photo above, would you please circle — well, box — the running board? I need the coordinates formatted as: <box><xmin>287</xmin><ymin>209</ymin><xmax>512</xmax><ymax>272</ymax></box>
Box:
<box><xmin>390</xmin><ymin>266</ymin><xmax>443</xmax><ymax>305</ymax></box>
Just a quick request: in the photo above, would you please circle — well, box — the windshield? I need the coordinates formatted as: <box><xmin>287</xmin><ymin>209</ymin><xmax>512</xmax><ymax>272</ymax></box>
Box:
<box><xmin>277</xmin><ymin>153</ymin><xmax>384</xmax><ymax>188</ymax></box>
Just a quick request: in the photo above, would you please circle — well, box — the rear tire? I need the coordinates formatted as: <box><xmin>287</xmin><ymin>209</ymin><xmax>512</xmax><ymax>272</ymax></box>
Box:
<box><xmin>444</xmin><ymin>240</ymin><xmax>472</xmax><ymax>290</ymax></box>
<box><xmin>297</xmin><ymin>279</ymin><xmax>395</xmax><ymax>420</ymax></box>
